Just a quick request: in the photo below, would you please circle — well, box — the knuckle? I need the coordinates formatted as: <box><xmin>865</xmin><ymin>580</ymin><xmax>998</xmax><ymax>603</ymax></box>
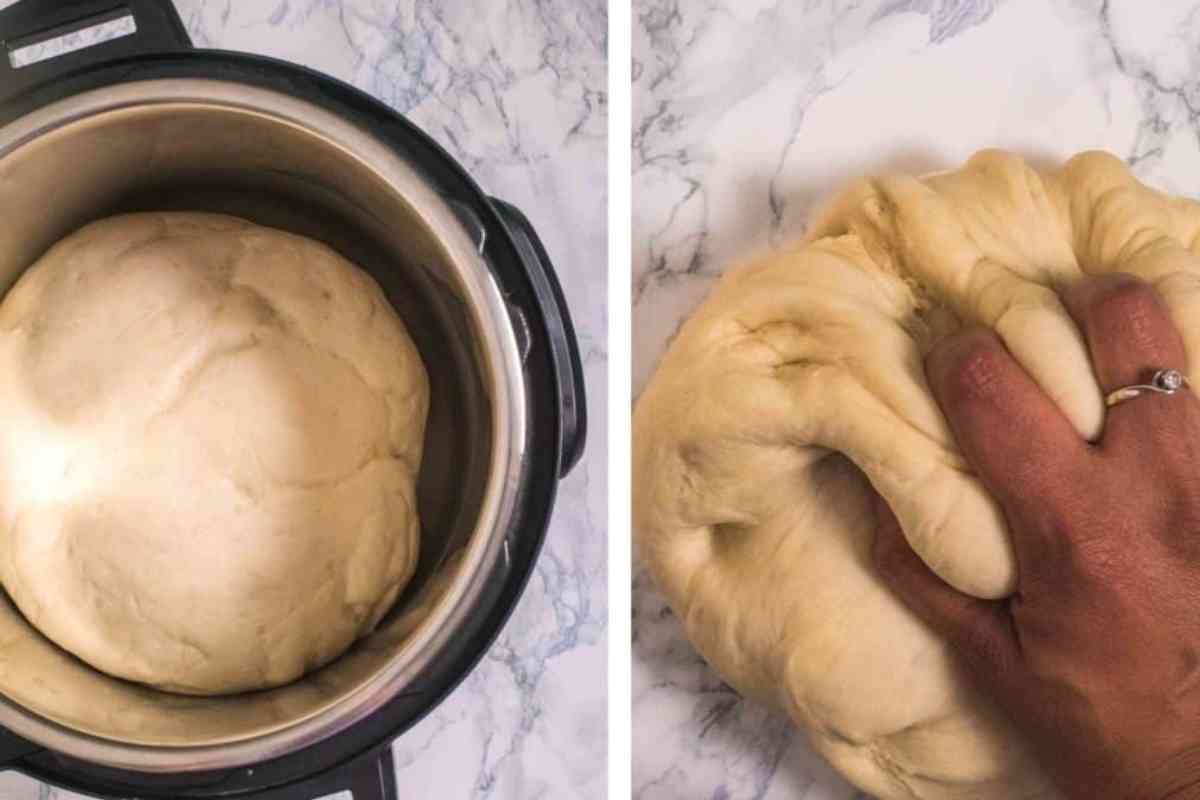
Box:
<box><xmin>1087</xmin><ymin>277</ymin><xmax>1162</xmax><ymax>335</ymax></box>
<box><xmin>941</xmin><ymin>337</ymin><xmax>1007</xmax><ymax>404</ymax></box>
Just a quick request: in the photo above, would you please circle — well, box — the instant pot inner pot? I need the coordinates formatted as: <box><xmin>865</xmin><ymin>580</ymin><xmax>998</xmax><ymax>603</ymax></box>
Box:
<box><xmin>0</xmin><ymin>98</ymin><xmax>497</xmax><ymax>749</ymax></box>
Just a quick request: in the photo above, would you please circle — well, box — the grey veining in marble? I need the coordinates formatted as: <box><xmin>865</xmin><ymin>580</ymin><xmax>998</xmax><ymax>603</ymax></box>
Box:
<box><xmin>0</xmin><ymin>1</ymin><xmax>607</xmax><ymax>798</ymax></box>
<box><xmin>633</xmin><ymin>1</ymin><xmax>1200</xmax><ymax>798</ymax></box>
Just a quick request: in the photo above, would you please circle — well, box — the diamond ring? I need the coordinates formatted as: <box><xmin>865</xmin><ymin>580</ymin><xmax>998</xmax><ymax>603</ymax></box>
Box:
<box><xmin>1104</xmin><ymin>369</ymin><xmax>1191</xmax><ymax>407</ymax></box>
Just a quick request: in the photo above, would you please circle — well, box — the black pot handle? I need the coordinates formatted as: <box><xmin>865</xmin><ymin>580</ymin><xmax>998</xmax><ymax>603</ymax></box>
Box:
<box><xmin>235</xmin><ymin>746</ymin><xmax>397</xmax><ymax>800</ymax></box>
<box><xmin>0</xmin><ymin>0</ymin><xmax>191</xmax><ymax>108</ymax></box>
<box><xmin>489</xmin><ymin>198</ymin><xmax>588</xmax><ymax>478</ymax></box>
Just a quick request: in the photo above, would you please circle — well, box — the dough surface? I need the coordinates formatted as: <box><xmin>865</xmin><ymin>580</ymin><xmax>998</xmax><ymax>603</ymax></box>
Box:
<box><xmin>0</xmin><ymin>213</ymin><xmax>429</xmax><ymax>696</ymax></box>
<box><xmin>633</xmin><ymin>151</ymin><xmax>1200</xmax><ymax>799</ymax></box>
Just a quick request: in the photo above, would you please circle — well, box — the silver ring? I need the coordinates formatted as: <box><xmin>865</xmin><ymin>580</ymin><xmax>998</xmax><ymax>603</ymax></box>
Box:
<box><xmin>1105</xmin><ymin>369</ymin><xmax>1191</xmax><ymax>407</ymax></box>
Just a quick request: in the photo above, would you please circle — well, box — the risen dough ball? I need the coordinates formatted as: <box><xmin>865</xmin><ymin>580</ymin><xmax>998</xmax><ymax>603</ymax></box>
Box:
<box><xmin>0</xmin><ymin>213</ymin><xmax>429</xmax><ymax>696</ymax></box>
<box><xmin>634</xmin><ymin>151</ymin><xmax>1200</xmax><ymax>799</ymax></box>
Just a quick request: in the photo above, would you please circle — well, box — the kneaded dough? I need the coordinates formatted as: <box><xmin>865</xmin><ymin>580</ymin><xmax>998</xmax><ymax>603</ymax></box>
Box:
<box><xmin>0</xmin><ymin>213</ymin><xmax>429</xmax><ymax>696</ymax></box>
<box><xmin>634</xmin><ymin>151</ymin><xmax>1200</xmax><ymax>799</ymax></box>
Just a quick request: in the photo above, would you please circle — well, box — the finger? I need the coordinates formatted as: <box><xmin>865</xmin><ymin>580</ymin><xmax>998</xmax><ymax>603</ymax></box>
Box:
<box><xmin>926</xmin><ymin>327</ymin><xmax>1090</xmax><ymax>516</ymax></box>
<box><xmin>1062</xmin><ymin>273</ymin><xmax>1198</xmax><ymax>453</ymax></box>
<box><xmin>872</xmin><ymin>493</ymin><xmax>1019</xmax><ymax>687</ymax></box>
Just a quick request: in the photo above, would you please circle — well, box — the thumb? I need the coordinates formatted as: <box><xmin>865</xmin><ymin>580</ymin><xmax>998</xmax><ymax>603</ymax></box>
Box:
<box><xmin>872</xmin><ymin>490</ymin><xmax>1021</xmax><ymax>688</ymax></box>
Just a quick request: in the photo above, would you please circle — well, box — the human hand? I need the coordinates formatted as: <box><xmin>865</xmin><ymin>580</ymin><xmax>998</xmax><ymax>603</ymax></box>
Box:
<box><xmin>874</xmin><ymin>274</ymin><xmax>1200</xmax><ymax>800</ymax></box>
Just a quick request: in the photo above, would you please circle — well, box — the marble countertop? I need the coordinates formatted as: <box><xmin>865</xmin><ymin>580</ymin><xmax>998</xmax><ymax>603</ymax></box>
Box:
<box><xmin>632</xmin><ymin>0</ymin><xmax>1200</xmax><ymax>798</ymax></box>
<box><xmin>0</xmin><ymin>1</ymin><xmax>607</xmax><ymax>798</ymax></box>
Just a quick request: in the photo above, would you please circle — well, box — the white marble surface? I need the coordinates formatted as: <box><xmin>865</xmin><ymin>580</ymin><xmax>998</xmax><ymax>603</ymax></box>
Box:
<box><xmin>0</xmin><ymin>1</ymin><xmax>607</xmax><ymax>798</ymax></box>
<box><xmin>632</xmin><ymin>0</ymin><xmax>1200</xmax><ymax>798</ymax></box>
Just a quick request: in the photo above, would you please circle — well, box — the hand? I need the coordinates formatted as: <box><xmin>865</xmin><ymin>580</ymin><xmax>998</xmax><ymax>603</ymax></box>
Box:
<box><xmin>874</xmin><ymin>274</ymin><xmax>1200</xmax><ymax>800</ymax></box>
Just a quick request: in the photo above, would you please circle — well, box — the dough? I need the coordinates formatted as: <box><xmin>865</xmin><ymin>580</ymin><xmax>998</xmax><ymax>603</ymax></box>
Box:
<box><xmin>633</xmin><ymin>151</ymin><xmax>1200</xmax><ymax>799</ymax></box>
<box><xmin>0</xmin><ymin>213</ymin><xmax>429</xmax><ymax>696</ymax></box>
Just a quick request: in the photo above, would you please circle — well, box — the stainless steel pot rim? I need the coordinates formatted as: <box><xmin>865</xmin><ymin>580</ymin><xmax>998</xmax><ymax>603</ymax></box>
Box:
<box><xmin>0</xmin><ymin>79</ymin><xmax>528</xmax><ymax>773</ymax></box>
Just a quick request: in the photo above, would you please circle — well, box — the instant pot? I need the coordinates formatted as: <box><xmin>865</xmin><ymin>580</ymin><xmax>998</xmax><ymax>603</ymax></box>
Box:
<box><xmin>0</xmin><ymin>1</ymin><xmax>587</xmax><ymax>797</ymax></box>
